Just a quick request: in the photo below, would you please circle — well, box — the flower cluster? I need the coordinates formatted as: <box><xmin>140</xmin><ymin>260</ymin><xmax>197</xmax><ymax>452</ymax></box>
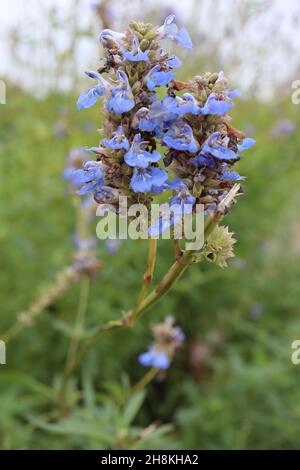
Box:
<box><xmin>73</xmin><ymin>14</ymin><xmax>255</xmax><ymax>234</ymax></box>
<box><xmin>139</xmin><ymin>316</ymin><xmax>184</xmax><ymax>369</ymax></box>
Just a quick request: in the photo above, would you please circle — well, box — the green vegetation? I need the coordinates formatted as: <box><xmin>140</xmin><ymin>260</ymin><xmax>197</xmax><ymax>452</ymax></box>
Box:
<box><xmin>1</xmin><ymin>86</ymin><xmax>300</xmax><ymax>449</ymax></box>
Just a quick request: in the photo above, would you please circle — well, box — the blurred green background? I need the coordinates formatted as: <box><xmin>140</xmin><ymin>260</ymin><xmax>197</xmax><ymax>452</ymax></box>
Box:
<box><xmin>1</xmin><ymin>0</ymin><xmax>300</xmax><ymax>450</ymax></box>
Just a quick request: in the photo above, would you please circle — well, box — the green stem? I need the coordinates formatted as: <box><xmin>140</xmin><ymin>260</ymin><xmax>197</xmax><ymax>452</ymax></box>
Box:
<box><xmin>129</xmin><ymin>238</ymin><xmax>157</xmax><ymax>324</ymax></box>
<box><xmin>58</xmin><ymin>276</ymin><xmax>90</xmax><ymax>407</ymax></box>
<box><xmin>131</xmin><ymin>367</ymin><xmax>159</xmax><ymax>393</ymax></box>
<box><xmin>66</xmin><ymin>277</ymin><xmax>90</xmax><ymax>371</ymax></box>
<box><xmin>173</xmin><ymin>238</ymin><xmax>183</xmax><ymax>260</ymax></box>
<box><xmin>133</xmin><ymin>249</ymin><xmax>193</xmax><ymax>317</ymax></box>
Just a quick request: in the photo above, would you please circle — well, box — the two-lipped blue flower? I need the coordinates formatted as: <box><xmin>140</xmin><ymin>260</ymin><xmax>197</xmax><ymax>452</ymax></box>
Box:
<box><xmin>121</xmin><ymin>35</ymin><xmax>150</xmax><ymax>62</ymax></box>
<box><xmin>163</xmin><ymin>123</ymin><xmax>199</xmax><ymax>152</ymax></box>
<box><xmin>157</xmin><ymin>14</ymin><xmax>193</xmax><ymax>50</ymax></box>
<box><xmin>139</xmin><ymin>347</ymin><xmax>170</xmax><ymax>369</ymax></box>
<box><xmin>200</xmin><ymin>132</ymin><xmax>238</xmax><ymax>161</ymax></box>
<box><xmin>124</xmin><ymin>134</ymin><xmax>161</xmax><ymax>168</ymax></box>
<box><xmin>199</xmin><ymin>88</ymin><xmax>241</xmax><ymax>115</ymax></box>
<box><xmin>158</xmin><ymin>49</ymin><xmax>182</xmax><ymax>69</ymax></box>
<box><xmin>146</xmin><ymin>65</ymin><xmax>175</xmax><ymax>91</ymax></box>
<box><xmin>72</xmin><ymin>161</ymin><xmax>104</xmax><ymax>196</ymax></box>
<box><xmin>77</xmin><ymin>71</ymin><xmax>111</xmax><ymax>111</ymax></box>
<box><xmin>108</xmin><ymin>70</ymin><xmax>135</xmax><ymax>114</ymax></box>
<box><xmin>132</xmin><ymin>107</ymin><xmax>158</xmax><ymax>132</ymax></box>
<box><xmin>162</xmin><ymin>93</ymin><xmax>199</xmax><ymax>116</ymax></box>
<box><xmin>167</xmin><ymin>55</ymin><xmax>182</xmax><ymax>69</ymax></box>
<box><xmin>200</xmin><ymin>93</ymin><xmax>234</xmax><ymax>115</ymax></box>
<box><xmin>103</xmin><ymin>126</ymin><xmax>129</xmax><ymax>150</ymax></box>
<box><xmin>130</xmin><ymin>166</ymin><xmax>168</xmax><ymax>193</ymax></box>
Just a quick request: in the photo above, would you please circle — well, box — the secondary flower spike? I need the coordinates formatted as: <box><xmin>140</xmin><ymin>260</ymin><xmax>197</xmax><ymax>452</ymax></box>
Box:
<box><xmin>139</xmin><ymin>316</ymin><xmax>185</xmax><ymax>370</ymax></box>
<box><xmin>74</xmin><ymin>14</ymin><xmax>255</xmax><ymax>234</ymax></box>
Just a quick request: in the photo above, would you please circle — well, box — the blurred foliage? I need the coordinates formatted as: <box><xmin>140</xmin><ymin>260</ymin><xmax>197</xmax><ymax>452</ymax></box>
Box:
<box><xmin>1</xmin><ymin>84</ymin><xmax>300</xmax><ymax>449</ymax></box>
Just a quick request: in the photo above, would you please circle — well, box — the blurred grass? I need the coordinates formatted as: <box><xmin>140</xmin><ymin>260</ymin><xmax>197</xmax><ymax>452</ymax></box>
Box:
<box><xmin>1</xmin><ymin>84</ymin><xmax>300</xmax><ymax>449</ymax></box>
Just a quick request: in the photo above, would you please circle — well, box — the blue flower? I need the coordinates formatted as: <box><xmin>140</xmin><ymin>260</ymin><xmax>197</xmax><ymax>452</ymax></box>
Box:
<box><xmin>150</xmin><ymin>177</ymin><xmax>183</xmax><ymax>195</ymax></box>
<box><xmin>228</xmin><ymin>88</ymin><xmax>242</xmax><ymax>99</ymax></box>
<box><xmin>170</xmin><ymin>184</ymin><xmax>196</xmax><ymax>213</ymax></box>
<box><xmin>130</xmin><ymin>166</ymin><xmax>168</xmax><ymax>193</ymax></box>
<box><xmin>158</xmin><ymin>48</ymin><xmax>182</xmax><ymax>69</ymax></box>
<box><xmin>105</xmin><ymin>238</ymin><xmax>122</xmax><ymax>254</ymax></box>
<box><xmin>139</xmin><ymin>347</ymin><xmax>170</xmax><ymax>369</ymax></box>
<box><xmin>237</xmin><ymin>138</ymin><xmax>256</xmax><ymax>151</ymax></box>
<box><xmin>201</xmin><ymin>132</ymin><xmax>238</xmax><ymax>161</ymax></box>
<box><xmin>121</xmin><ymin>35</ymin><xmax>150</xmax><ymax>62</ymax></box>
<box><xmin>108</xmin><ymin>70</ymin><xmax>135</xmax><ymax>114</ymax></box>
<box><xmin>163</xmin><ymin>123</ymin><xmax>199</xmax><ymax>152</ymax></box>
<box><xmin>99</xmin><ymin>29</ymin><xmax>125</xmax><ymax>49</ymax></box>
<box><xmin>158</xmin><ymin>14</ymin><xmax>193</xmax><ymax>50</ymax></box>
<box><xmin>162</xmin><ymin>93</ymin><xmax>199</xmax><ymax>115</ymax></box>
<box><xmin>192</xmin><ymin>154</ymin><xmax>216</xmax><ymax>169</ymax></box>
<box><xmin>164</xmin><ymin>177</ymin><xmax>186</xmax><ymax>190</ymax></box>
<box><xmin>148</xmin><ymin>183</ymin><xmax>195</xmax><ymax>236</ymax></box>
<box><xmin>148</xmin><ymin>99</ymin><xmax>178</xmax><ymax>131</ymax></box>
<box><xmin>199</xmin><ymin>94</ymin><xmax>234</xmax><ymax>115</ymax></box>
<box><xmin>63</xmin><ymin>147</ymin><xmax>89</xmax><ymax>183</ymax></box>
<box><xmin>103</xmin><ymin>126</ymin><xmax>129</xmax><ymax>150</ymax></box>
<box><xmin>146</xmin><ymin>65</ymin><xmax>175</xmax><ymax>91</ymax></box>
<box><xmin>125</xmin><ymin>134</ymin><xmax>161</xmax><ymax>168</ymax></box>
<box><xmin>199</xmin><ymin>87</ymin><xmax>241</xmax><ymax>115</ymax></box>
<box><xmin>148</xmin><ymin>206</ymin><xmax>181</xmax><ymax>237</ymax></box>
<box><xmin>132</xmin><ymin>107</ymin><xmax>158</xmax><ymax>132</ymax></box>
<box><xmin>93</xmin><ymin>185</ymin><xmax>119</xmax><ymax>203</ymax></box>
<box><xmin>72</xmin><ymin>161</ymin><xmax>104</xmax><ymax>195</ymax></box>
<box><xmin>220</xmin><ymin>170</ymin><xmax>245</xmax><ymax>182</ymax></box>
<box><xmin>166</xmin><ymin>55</ymin><xmax>182</xmax><ymax>69</ymax></box>
<box><xmin>77</xmin><ymin>71</ymin><xmax>110</xmax><ymax>111</ymax></box>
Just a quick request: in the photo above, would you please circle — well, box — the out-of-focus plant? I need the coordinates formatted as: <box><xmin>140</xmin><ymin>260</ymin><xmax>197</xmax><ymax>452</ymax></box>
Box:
<box><xmin>2</xmin><ymin>147</ymin><xmax>102</xmax><ymax>344</ymax></box>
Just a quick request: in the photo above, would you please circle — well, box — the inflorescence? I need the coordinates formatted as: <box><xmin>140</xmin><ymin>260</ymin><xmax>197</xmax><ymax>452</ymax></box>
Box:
<box><xmin>139</xmin><ymin>316</ymin><xmax>185</xmax><ymax>370</ymax></box>
<box><xmin>71</xmin><ymin>14</ymin><xmax>255</xmax><ymax>234</ymax></box>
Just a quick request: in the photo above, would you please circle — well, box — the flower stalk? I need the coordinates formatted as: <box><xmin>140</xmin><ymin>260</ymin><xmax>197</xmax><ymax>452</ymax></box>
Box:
<box><xmin>129</xmin><ymin>238</ymin><xmax>157</xmax><ymax>324</ymax></box>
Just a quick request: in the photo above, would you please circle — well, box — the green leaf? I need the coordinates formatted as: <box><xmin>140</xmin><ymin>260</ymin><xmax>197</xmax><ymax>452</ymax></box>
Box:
<box><xmin>131</xmin><ymin>424</ymin><xmax>174</xmax><ymax>450</ymax></box>
<box><xmin>28</xmin><ymin>415</ymin><xmax>115</xmax><ymax>445</ymax></box>
<box><xmin>0</xmin><ymin>371</ymin><xmax>53</xmax><ymax>399</ymax></box>
<box><xmin>121</xmin><ymin>390</ymin><xmax>146</xmax><ymax>428</ymax></box>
